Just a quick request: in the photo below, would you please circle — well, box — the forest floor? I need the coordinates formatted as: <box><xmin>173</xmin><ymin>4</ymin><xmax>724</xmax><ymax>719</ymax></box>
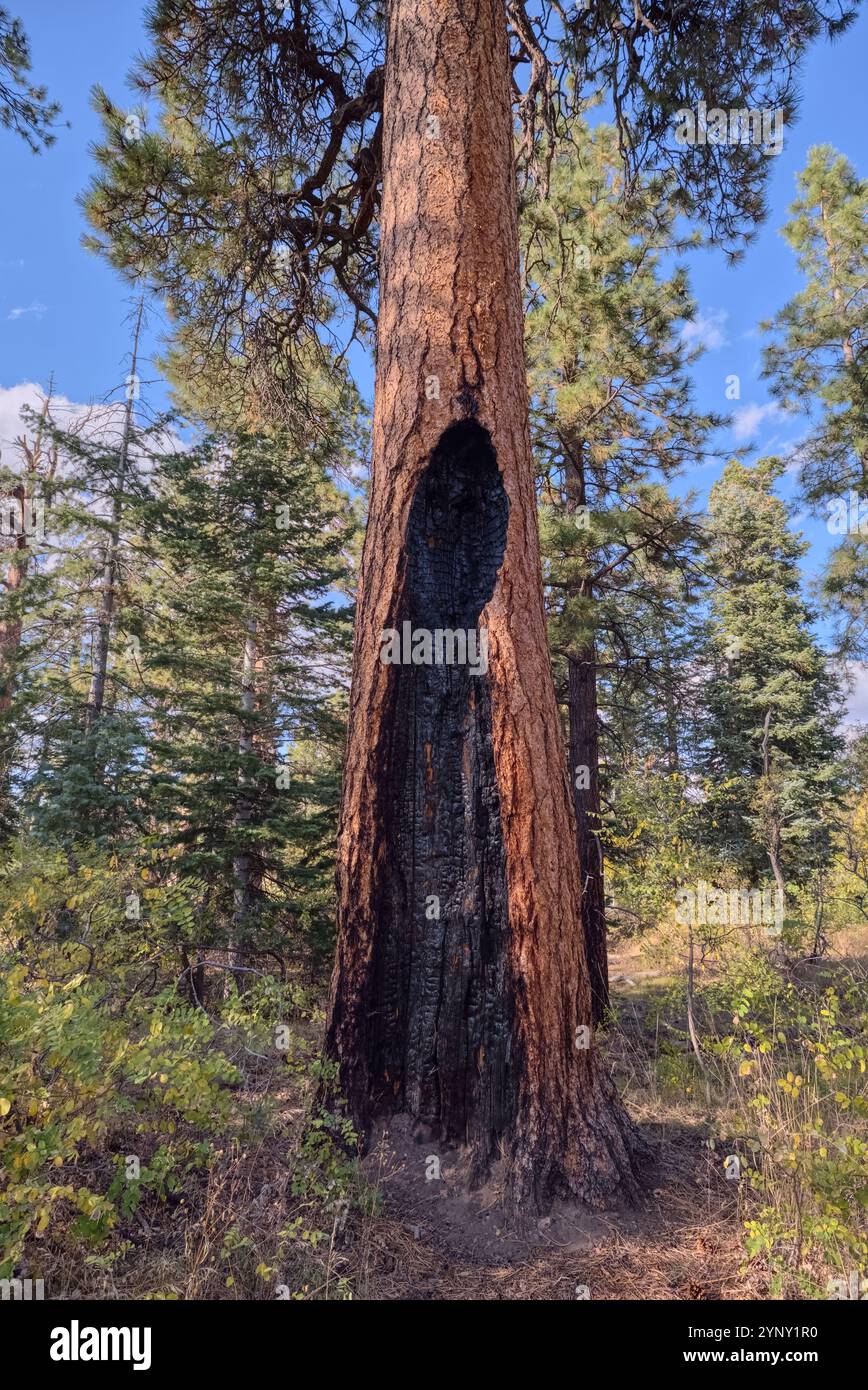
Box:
<box><xmin>351</xmin><ymin>1108</ymin><xmax>748</xmax><ymax>1301</ymax></box>
<box><xmin>35</xmin><ymin>926</ymin><xmax>867</xmax><ymax>1301</ymax></box>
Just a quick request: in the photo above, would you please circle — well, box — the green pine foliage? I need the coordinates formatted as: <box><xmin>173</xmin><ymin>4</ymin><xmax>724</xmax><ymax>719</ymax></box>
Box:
<box><xmin>136</xmin><ymin>426</ymin><xmax>356</xmax><ymax>963</ymax></box>
<box><xmin>762</xmin><ymin>146</ymin><xmax>868</xmax><ymax>656</ymax></box>
<box><xmin>701</xmin><ymin>458</ymin><xmax>844</xmax><ymax>885</ymax></box>
<box><xmin>525</xmin><ymin>121</ymin><xmax>716</xmax><ymax>890</ymax></box>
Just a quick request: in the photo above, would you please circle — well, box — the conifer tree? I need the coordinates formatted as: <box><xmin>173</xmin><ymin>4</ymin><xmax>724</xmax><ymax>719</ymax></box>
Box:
<box><xmin>18</xmin><ymin>334</ymin><xmax>170</xmax><ymax>849</ymax></box>
<box><xmin>0</xmin><ymin>392</ymin><xmax>60</xmax><ymax>836</ymax></box>
<box><xmin>701</xmin><ymin>458</ymin><xmax>844</xmax><ymax>888</ymax></box>
<box><xmin>0</xmin><ymin>6</ymin><xmax>60</xmax><ymax>151</ymax></box>
<box><xmin>1</xmin><ymin>379</ymin><xmax>158</xmax><ymax>848</ymax></box>
<box><xmin>762</xmin><ymin>146</ymin><xmax>868</xmax><ymax>657</ymax></box>
<box><xmin>134</xmin><ymin>423</ymin><xmax>356</xmax><ymax>969</ymax></box>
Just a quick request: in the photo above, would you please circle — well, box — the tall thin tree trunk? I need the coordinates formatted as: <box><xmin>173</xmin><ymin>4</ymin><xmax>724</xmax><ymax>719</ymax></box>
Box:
<box><xmin>86</xmin><ymin>300</ymin><xmax>144</xmax><ymax>731</ymax></box>
<box><xmin>568</xmin><ymin>644</ymin><xmax>609</xmax><ymax>1026</ymax></box>
<box><xmin>325</xmin><ymin>0</ymin><xmax>641</xmax><ymax>1211</ymax></box>
<box><xmin>761</xmin><ymin>709</ymin><xmax>787</xmax><ymax>896</ymax></box>
<box><xmin>563</xmin><ymin>443</ymin><xmax>609</xmax><ymax>1026</ymax></box>
<box><xmin>231</xmin><ymin>613</ymin><xmax>258</xmax><ymax>980</ymax></box>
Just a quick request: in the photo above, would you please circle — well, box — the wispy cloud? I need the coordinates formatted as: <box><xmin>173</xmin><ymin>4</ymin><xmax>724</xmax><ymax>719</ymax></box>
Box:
<box><xmin>680</xmin><ymin>308</ymin><xmax>729</xmax><ymax>352</ymax></box>
<box><xmin>7</xmin><ymin>301</ymin><xmax>47</xmax><ymax>322</ymax></box>
<box><xmin>731</xmin><ymin>401</ymin><xmax>785</xmax><ymax>443</ymax></box>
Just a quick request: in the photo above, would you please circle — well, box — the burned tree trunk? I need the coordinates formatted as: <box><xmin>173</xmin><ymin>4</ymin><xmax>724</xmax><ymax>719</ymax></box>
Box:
<box><xmin>325</xmin><ymin>0</ymin><xmax>642</xmax><ymax>1211</ymax></box>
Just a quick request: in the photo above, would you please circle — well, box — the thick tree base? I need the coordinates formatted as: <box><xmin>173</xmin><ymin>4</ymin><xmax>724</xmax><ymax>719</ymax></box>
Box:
<box><xmin>320</xmin><ymin>1056</ymin><xmax>649</xmax><ymax>1220</ymax></box>
<box><xmin>505</xmin><ymin>1069</ymin><xmax>649</xmax><ymax>1215</ymax></box>
<box><xmin>356</xmin><ymin>1075</ymin><xmax>649</xmax><ymax>1232</ymax></box>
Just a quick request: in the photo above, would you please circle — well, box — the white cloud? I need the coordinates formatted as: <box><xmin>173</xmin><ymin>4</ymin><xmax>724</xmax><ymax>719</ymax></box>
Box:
<box><xmin>6</xmin><ymin>301</ymin><xmax>47</xmax><ymax>322</ymax></box>
<box><xmin>731</xmin><ymin>401</ymin><xmax>786</xmax><ymax>443</ymax></box>
<box><xmin>680</xmin><ymin>308</ymin><xmax>729</xmax><ymax>352</ymax></box>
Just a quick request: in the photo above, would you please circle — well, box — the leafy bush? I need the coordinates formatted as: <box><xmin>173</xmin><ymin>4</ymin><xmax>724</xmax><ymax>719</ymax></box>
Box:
<box><xmin>0</xmin><ymin>962</ymin><xmax>238</xmax><ymax>1275</ymax></box>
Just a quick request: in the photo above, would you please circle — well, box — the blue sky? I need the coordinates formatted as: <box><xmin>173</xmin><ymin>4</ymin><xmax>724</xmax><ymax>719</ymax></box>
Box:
<box><xmin>1</xmin><ymin>1</ymin><xmax>866</xmax><ymax>710</ymax></box>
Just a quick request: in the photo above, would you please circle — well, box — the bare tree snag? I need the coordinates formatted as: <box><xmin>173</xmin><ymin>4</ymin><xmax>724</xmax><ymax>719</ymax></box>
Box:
<box><xmin>325</xmin><ymin>0</ymin><xmax>643</xmax><ymax>1212</ymax></box>
<box><xmin>86</xmin><ymin>299</ymin><xmax>144</xmax><ymax>731</ymax></box>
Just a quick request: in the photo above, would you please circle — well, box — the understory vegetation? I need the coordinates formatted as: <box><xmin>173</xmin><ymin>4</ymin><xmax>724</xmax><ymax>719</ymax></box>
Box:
<box><xmin>2</xmin><ymin>836</ymin><xmax>866</xmax><ymax>1298</ymax></box>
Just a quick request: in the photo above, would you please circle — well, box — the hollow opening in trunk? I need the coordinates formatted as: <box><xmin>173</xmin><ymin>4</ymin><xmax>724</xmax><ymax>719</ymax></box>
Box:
<box><xmin>406</xmin><ymin>419</ymin><xmax>509</xmax><ymax>630</ymax></box>
<box><xmin>372</xmin><ymin>420</ymin><xmax>513</xmax><ymax>1167</ymax></box>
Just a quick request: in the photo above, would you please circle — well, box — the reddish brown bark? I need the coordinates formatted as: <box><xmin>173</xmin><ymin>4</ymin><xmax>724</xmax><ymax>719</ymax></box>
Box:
<box><xmin>325</xmin><ymin>0</ymin><xmax>642</xmax><ymax>1210</ymax></box>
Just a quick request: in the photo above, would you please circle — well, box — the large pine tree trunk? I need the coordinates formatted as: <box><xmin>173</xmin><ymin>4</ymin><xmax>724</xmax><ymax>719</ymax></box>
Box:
<box><xmin>325</xmin><ymin>0</ymin><xmax>641</xmax><ymax>1210</ymax></box>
